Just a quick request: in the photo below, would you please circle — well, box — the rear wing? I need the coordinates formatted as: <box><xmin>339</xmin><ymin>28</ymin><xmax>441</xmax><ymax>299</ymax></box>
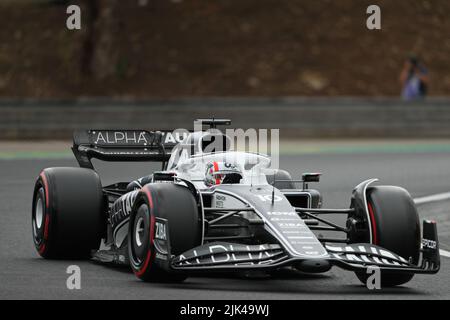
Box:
<box><xmin>72</xmin><ymin>130</ymin><xmax>186</xmax><ymax>169</ymax></box>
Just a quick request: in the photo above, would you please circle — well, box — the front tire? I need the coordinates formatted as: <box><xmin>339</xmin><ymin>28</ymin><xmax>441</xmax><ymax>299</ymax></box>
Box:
<box><xmin>354</xmin><ymin>186</ymin><xmax>420</xmax><ymax>287</ymax></box>
<box><xmin>129</xmin><ymin>183</ymin><xmax>202</xmax><ymax>282</ymax></box>
<box><xmin>32</xmin><ymin>168</ymin><xmax>104</xmax><ymax>259</ymax></box>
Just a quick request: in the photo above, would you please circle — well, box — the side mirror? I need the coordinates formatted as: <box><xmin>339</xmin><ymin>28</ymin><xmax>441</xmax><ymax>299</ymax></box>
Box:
<box><xmin>302</xmin><ymin>173</ymin><xmax>321</xmax><ymax>189</ymax></box>
<box><xmin>302</xmin><ymin>172</ymin><xmax>322</xmax><ymax>182</ymax></box>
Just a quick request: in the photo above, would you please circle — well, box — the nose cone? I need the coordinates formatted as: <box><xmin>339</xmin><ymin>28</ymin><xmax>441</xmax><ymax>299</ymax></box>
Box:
<box><xmin>295</xmin><ymin>259</ymin><xmax>331</xmax><ymax>273</ymax></box>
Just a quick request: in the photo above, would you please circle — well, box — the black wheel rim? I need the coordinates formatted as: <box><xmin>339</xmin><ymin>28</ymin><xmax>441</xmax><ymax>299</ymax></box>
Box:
<box><xmin>32</xmin><ymin>187</ymin><xmax>46</xmax><ymax>246</ymax></box>
<box><xmin>130</xmin><ymin>203</ymin><xmax>150</xmax><ymax>267</ymax></box>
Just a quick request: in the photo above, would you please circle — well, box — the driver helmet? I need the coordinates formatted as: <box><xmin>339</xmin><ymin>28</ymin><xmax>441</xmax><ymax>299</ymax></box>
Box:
<box><xmin>204</xmin><ymin>161</ymin><xmax>242</xmax><ymax>186</ymax></box>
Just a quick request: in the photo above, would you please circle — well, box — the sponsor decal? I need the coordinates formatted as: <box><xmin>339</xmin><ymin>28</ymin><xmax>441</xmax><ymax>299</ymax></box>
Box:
<box><xmin>155</xmin><ymin>221</ymin><xmax>167</xmax><ymax>241</ymax></box>
<box><xmin>212</xmin><ymin>192</ymin><xmax>245</xmax><ymax>209</ymax></box>
<box><xmin>175</xmin><ymin>243</ymin><xmax>284</xmax><ymax>267</ymax></box>
<box><xmin>267</xmin><ymin>211</ymin><xmax>297</xmax><ymax>216</ymax></box>
<box><xmin>214</xmin><ymin>195</ymin><xmax>227</xmax><ymax>208</ymax></box>
<box><xmin>269</xmin><ymin>217</ymin><xmax>301</xmax><ymax>222</ymax></box>
<box><xmin>326</xmin><ymin>244</ymin><xmax>410</xmax><ymax>266</ymax></box>
<box><xmin>163</xmin><ymin>131</ymin><xmax>188</xmax><ymax>144</ymax></box>
<box><xmin>110</xmin><ymin>191</ymin><xmax>139</xmax><ymax>229</ymax></box>
<box><xmin>90</xmin><ymin>130</ymin><xmax>187</xmax><ymax>147</ymax></box>
<box><xmin>422</xmin><ymin>238</ymin><xmax>437</xmax><ymax>250</ymax></box>
<box><xmin>154</xmin><ymin>218</ymin><xmax>170</xmax><ymax>262</ymax></box>
<box><xmin>278</xmin><ymin>222</ymin><xmax>306</xmax><ymax>228</ymax></box>
<box><xmin>93</xmin><ymin>131</ymin><xmax>150</xmax><ymax>145</ymax></box>
<box><xmin>255</xmin><ymin>194</ymin><xmax>282</xmax><ymax>202</ymax></box>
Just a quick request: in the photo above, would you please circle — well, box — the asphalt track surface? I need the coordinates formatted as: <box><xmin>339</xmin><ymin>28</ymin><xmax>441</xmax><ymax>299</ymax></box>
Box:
<box><xmin>1</xmin><ymin>148</ymin><xmax>449</xmax><ymax>300</ymax></box>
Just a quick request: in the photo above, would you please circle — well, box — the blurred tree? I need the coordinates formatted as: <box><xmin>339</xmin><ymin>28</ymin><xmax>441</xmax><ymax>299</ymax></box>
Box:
<box><xmin>79</xmin><ymin>0</ymin><xmax>120</xmax><ymax>79</ymax></box>
<box><xmin>48</xmin><ymin>0</ymin><xmax>70</xmax><ymax>4</ymax></box>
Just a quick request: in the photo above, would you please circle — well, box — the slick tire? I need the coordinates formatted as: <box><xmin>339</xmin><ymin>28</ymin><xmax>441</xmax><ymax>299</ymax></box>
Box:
<box><xmin>355</xmin><ymin>186</ymin><xmax>420</xmax><ymax>287</ymax></box>
<box><xmin>32</xmin><ymin>168</ymin><xmax>104</xmax><ymax>259</ymax></box>
<box><xmin>129</xmin><ymin>183</ymin><xmax>202</xmax><ymax>282</ymax></box>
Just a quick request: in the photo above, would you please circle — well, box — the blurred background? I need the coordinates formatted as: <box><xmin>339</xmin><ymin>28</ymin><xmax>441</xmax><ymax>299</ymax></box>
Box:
<box><xmin>0</xmin><ymin>0</ymin><xmax>449</xmax><ymax>139</ymax></box>
<box><xmin>1</xmin><ymin>0</ymin><xmax>449</xmax><ymax>97</ymax></box>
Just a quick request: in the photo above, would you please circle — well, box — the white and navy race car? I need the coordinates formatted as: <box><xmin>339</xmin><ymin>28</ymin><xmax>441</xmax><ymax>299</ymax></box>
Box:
<box><xmin>32</xmin><ymin>119</ymin><xmax>439</xmax><ymax>286</ymax></box>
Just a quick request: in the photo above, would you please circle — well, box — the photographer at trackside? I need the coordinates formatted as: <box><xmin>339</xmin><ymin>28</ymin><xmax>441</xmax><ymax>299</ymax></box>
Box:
<box><xmin>400</xmin><ymin>54</ymin><xmax>429</xmax><ymax>100</ymax></box>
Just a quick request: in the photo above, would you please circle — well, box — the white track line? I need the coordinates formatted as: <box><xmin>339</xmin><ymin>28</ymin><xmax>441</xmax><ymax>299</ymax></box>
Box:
<box><xmin>440</xmin><ymin>249</ymin><xmax>450</xmax><ymax>258</ymax></box>
<box><xmin>414</xmin><ymin>192</ymin><xmax>450</xmax><ymax>205</ymax></box>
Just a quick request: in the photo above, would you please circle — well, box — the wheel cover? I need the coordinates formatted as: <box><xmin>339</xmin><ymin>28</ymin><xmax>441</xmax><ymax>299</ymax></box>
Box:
<box><xmin>32</xmin><ymin>187</ymin><xmax>46</xmax><ymax>245</ymax></box>
<box><xmin>35</xmin><ymin>197</ymin><xmax>44</xmax><ymax>229</ymax></box>
<box><xmin>135</xmin><ymin>217</ymin><xmax>145</xmax><ymax>248</ymax></box>
<box><xmin>130</xmin><ymin>204</ymin><xmax>151</xmax><ymax>266</ymax></box>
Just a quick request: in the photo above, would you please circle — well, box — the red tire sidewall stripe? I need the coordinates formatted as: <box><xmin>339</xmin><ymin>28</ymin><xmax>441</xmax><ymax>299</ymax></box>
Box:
<box><xmin>38</xmin><ymin>172</ymin><xmax>50</xmax><ymax>254</ymax></box>
<box><xmin>40</xmin><ymin>173</ymin><xmax>49</xmax><ymax>209</ymax></box>
<box><xmin>135</xmin><ymin>187</ymin><xmax>156</xmax><ymax>277</ymax></box>
<box><xmin>367</xmin><ymin>202</ymin><xmax>378</xmax><ymax>245</ymax></box>
<box><xmin>43</xmin><ymin>215</ymin><xmax>50</xmax><ymax>240</ymax></box>
<box><xmin>38</xmin><ymin>243</ymin><xmax>46</xmax><ymax>255</ymax></box>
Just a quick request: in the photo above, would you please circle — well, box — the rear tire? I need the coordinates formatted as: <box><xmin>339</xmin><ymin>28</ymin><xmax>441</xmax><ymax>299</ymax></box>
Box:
<box><xmin>129</xmin><ymin>183</ymin><xmax>202</xmax><ymax>282</ymax></box>
<box><xmin>354</xmin><ymin>186</ymin><xmax>420</xmax><ymax>287</ymax></box>
<box><xmin>32</xmin><ymin>168</ymin><xmax>104</xmax><ymax>259</ymax></box>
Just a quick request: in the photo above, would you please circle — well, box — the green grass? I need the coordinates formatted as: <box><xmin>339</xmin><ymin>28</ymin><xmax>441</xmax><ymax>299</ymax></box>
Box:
<box><xmin>0</xmin><ymin>151</ymin><xmax>72</xmax><ymax>160</ymax></box>
<box><xmin>279</xmin><ymin>143</ymin><xmax>450</xmax><ymax>155</ymax></box>
<box><xmin>1</xmin><ymin>141</ymin><xmax>450</xmax><ymax>160</ymax></box>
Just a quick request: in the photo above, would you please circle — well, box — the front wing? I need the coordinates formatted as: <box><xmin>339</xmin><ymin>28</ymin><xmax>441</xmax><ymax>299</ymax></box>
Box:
<box><xmin>156</xmin><ymin>219</ymin><xmax>440</xmax><ymax>275</ymax></box>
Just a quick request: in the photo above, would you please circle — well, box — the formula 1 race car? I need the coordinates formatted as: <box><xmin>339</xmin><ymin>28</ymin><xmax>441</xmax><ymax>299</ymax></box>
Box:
<box><xmin>31</xmin><ymin>119</ymin><xmax>440</xmax><ymax>286</ymax></box>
